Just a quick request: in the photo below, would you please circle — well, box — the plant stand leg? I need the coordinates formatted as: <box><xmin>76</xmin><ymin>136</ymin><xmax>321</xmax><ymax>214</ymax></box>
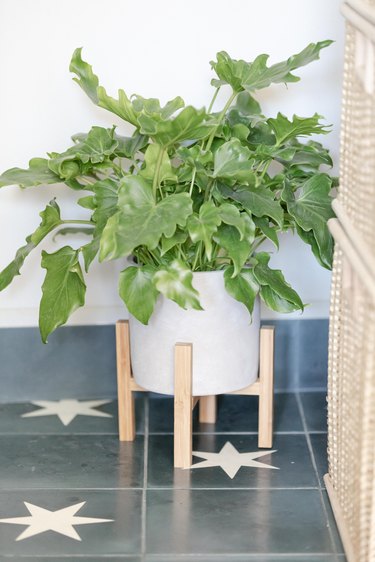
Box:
<box><xmin>174</xmin><ymin>343</ymin><xmax>193</xmax><ymax>468</ymax></box>
<box><xmin>258</xmin><ymin>326</ymin><xmax>275</xmax><ymax>448</ymax></box>
<box><xmin>199</xmin><ymin>396</ymin><xmax>217</xmax><ymax>424</ymax></box>
<box><xmin>116</xmin><ymin>320</ymin><xmax>135</xmax><ymax>441</ymax></box>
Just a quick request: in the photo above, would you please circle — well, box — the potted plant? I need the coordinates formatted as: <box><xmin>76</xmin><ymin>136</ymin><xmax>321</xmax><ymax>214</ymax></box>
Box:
<box><xmin>0</xmin><ymin>41</ymin><xmax>336</xmax><ymax>395</ymax></box>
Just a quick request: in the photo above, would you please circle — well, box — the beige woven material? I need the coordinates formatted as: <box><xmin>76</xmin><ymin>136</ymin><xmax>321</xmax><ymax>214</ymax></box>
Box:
<box><xmin>327</xmin><ymin>237</ymin><xmax>375</xmax><ymax>562</ymax></box>
<box><xmin>327</xmin><ymin>3</ymin><xmax>375</xmax><ymax>561</ymax></box>
<box><xmin>339</xmin><ymin>19</ymin><xmax>375</xmax><ymax>257</ymax></box>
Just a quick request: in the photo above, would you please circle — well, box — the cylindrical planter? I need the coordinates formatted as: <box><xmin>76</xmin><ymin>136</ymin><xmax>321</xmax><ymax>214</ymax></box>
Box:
<box><xmin>129</xmin><ymin>270</ymin><xmax>260</xmax><ymax>396</ymax></box>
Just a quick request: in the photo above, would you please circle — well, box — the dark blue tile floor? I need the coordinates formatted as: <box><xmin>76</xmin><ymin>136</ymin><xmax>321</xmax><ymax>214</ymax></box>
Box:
<box><xmin>0</xmin><ymin>392</ymin><xmax>346</xmax><ymax>560</ymax></box>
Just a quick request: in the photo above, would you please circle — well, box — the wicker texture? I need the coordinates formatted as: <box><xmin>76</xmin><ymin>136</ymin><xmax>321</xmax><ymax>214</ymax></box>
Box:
<box><xmin>328</xmin><ymin>242</ymin><xmax>375</xmax><ymax>561</ymax></box>
<box><xmin>338</xmin><ymin>21</ymin><xmax>375</xmax><ymax>257</ymax></box>
<box><xmin>327</xmin><ymin>4</ymin><xmax>375</xmax><ymax>561</ymax></box>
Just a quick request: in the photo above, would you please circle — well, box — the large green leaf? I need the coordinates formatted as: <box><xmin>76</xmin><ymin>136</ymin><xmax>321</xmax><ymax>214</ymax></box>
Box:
<box><xmin>48</xmin><ymin>127</ymin><xmax>119</xmax><ymax>180</ymax></box>
<box><xmin>253</xmin><ymin>252</ymin><xmax>303</xmax><ymax>312</ymax></box>
<box><xmin>131</xmin><ymin>94</ymin><xmax>185</xmax><ymax>119</ymax></box>
<box><xmin>268</xmin><ymin>113</ymin><xmax>330</xmax><ymax>145</ymax></box>
<box><xmin>153</xmin><ymin>260</ymin><xmax>202</xmax><ymax>310</ymax></box>
<box><xmin>138</xmin><ymin>106</ymin><xmax>214</xmax><ymax>147</ymax></box>
<box><xmin>253</xmin><ymin>216</ymin><xmax>279</xmax><ymax>249</ymax></box>
<box><xmin>119</xmin><ymin>265</ymin><xmax>159</xmax><ymax>324</ymax></box>
<box><xmin>0</xmin><ymin>158</ymin><xmax>61</xmax><ymax>188</ymax></box>
<box><xmin>213</xmin><ymin>139</ymin><xmax>255</xmax><ymax>183</ymax></box>
<box><xmin>0</xmin><ymin>200</ymin><xmax>62</xmax><ymax>291</ymax></box>
<box><xmin>81</xmin><ymin>178</ymin><xmax>119</xmax><ymax>270</ymax></box>
<box><xmin>187</xmin><ymin>201</ymin><xmax>222</xmax><ymax>259</ymax></box>
<box><xmin>140</xmin><ymin>143</ymin><xmax>177</xmax><ymax>183</ymax></box>
<box><xmin>282</xmin><ymin>174</ymin><xmax>334</xmax><ymax>269</ymax></box>
<box><xmin>218</xmin><ymin>203</ymin><xmax>246</xmax><ymax>237</ymax></box>
<box><xmin>99</xmin><ymin>176</ymin><xmax>193</xmax><ymax>260</ymax></box>
<box><xmin>219</xmin><ymin>183</ymin><xmax>284</xmax><ymax>227</ymax></box>
<box><xmin>160</xmin><ymin>229</ymin><xmax>188</xmax><ymax>256</ymax></box>
<box><xmin>211</xmin><ymin>41</ymin><xmax>332</xmax><ymax>92</ymax></box>
<box><xmin>213</xmin><ymin>214</ymin><xmax>255</xmax><ymax>276</ymax></box>
<box><xmin>224</xmin><ymin>266</ymin><xmax>259</xmax><ymax>315</ymax></box>
<box><xmin>39</xmin><ymin>246</ymin><xmax>86</xmax><ymax>343</ymax></box>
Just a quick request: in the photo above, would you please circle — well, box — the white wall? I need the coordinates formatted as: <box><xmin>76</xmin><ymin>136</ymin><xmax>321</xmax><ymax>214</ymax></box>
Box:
<box><xmin>0</xmin><ymin>0</ymin><xmax>344</xmax><ymax>327</ymax></box>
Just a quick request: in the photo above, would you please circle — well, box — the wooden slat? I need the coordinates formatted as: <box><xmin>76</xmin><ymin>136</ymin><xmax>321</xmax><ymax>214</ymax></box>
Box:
<box><xmin>129</xmin><ymin>378</ymin><xmax>147</xmax><ymax>392</ymax></box>
<box><xmin>230</xmin><ymin>379</ymin><xmax>260</xmax><ymax>396</ymax></box>
<box><xmin>116</xmin><ymin>320</ymin><xmax>136</xmax><ymax>441</ymax></box>
<box><xmin>258</xmin><ymin>326</ymin><xmax>274</xmax><ymax>448</ymax></box>
<box><xmin>174</xmin><ymin>343</ymin><xmax>193</xmax><ymax>468</ymax></box>
<box><xmin>199</xmin><ymin>395</ymin><xmax>217</xmax><ymax>423</ymax></box>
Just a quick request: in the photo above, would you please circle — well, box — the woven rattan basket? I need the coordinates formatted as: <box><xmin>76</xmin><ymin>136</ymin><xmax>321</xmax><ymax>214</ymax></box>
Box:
<box><xmin>325</xmin><ymin>2</ymin><xmax>375</xmax><ymax>561</ymax></box>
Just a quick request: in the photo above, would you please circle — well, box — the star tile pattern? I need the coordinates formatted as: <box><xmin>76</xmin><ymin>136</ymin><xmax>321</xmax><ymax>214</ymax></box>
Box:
<box><xmin>190</xmin><ymin>441</ymin><xmax>279</xmax><ymax>478</ymax></box>
<box><xmin>0</xmin><ymin>392</ymin><xmax>344</xmax><ymax>559</ymax></box>
<box><xmin>0</xmin><ymin>501</ymin><xmax>113</xmax><ymax>541</ymax></box>
<box><xmin>21</xmin><ymin>399</ymin><xmax>113</xmax><ymax>426</ymax></box>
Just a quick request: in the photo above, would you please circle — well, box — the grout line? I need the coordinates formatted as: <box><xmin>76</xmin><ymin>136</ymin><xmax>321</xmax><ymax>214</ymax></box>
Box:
<box><xmin>0</xmin><ymin>486</ymin><xmax>324</xmax><ymax>492</ymax></box>
<box><xmin>141</xmin><ymin>394</ymin><xmax>149</xmax><ymax>557</ymax></box>
<box><xmin>295</xmin><ymin>392</ymin><xmax>339</xmax><ymax>560</ymax></box>
<box><xmin>148</xmin><ymin>430</ymin><xmax>308</xmax><ymax>436</ymax></box>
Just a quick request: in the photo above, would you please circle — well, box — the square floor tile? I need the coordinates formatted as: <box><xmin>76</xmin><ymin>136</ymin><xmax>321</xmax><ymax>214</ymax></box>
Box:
<box><xmin>148</xmin><ymin>434</ymin><xmax>318</xmax><ymax>488</ymax></box>
<box><xmin>149</xmin><ymin>393</ymin><xmax>303</xmax><ymax>433</ymax></box>
<box><xmin>144</xmin><ymin>557</ymin><xmax>338</xmax><ymax>562</ymax></box>
<box><xmin>310</xmin><ymin>433</ymin><xmax>328</xmax><ymax>486</ymax></box>
<box><xmin>146</xmin><ymin>489</ymin><xmax>334</xmax><ymax>554</ymax></box>
<box><xmin>299</xmin><ymin>393</ymin><xmax>327</xmax><ymax>432</ymax></box>
<box><xmin>0</xmin><ymin>399</ymin><xmax>145</xmax><ymax>435</ymax></box>
<box><xmin>0</xmin><ymin>558</ymin><xmax>141</xmax><ymax>561</ymax></box>
<box><xmin>0</xmin><ymin>490</ymin><xmax>142</xmax><ymax>556</ymax></box>
<box><xmin>0</xmin><ymin>435</ymin><xmax>144</xmax><ymax>489</ymax></box>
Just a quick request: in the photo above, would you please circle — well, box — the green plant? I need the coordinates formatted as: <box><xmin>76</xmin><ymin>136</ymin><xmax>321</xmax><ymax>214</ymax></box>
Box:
<box><xmin>0</xmin><ymin>42</ymin><xmax>336</xmax><ymax>342</ymax></box>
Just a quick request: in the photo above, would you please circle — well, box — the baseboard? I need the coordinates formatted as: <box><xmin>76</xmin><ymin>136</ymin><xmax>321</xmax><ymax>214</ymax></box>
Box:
<box><xmin>0</xmin><ymin>319</ymin><xmax>328</xmax><ymax>402</ymax></box>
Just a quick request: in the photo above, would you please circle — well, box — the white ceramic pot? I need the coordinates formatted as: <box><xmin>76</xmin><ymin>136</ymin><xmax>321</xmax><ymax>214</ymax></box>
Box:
<box><xmin>129</xmin><ymin>270</ymin><xmax>260</xmax><ymax>396</ymax></box>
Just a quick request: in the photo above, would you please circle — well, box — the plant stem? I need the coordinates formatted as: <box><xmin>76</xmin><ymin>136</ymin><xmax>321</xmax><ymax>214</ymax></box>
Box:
<box><xmin>189</xmin><ymin>167</ymin><xmax>197</xmax><ymax>196</ymax></box>
<box><xmin>205</xmin><ymin>90</ymin><xmax>237</xmax><ymax>152</ymax></box>
<box><xmin>152</xmin><ymin>145</ymin><xmax>165</xmax><ymax>199</ymax></box>
<box><xmin>207</xmin><ymin>87</ymin><xmax>221</xmax><ymax>113</ymax></box>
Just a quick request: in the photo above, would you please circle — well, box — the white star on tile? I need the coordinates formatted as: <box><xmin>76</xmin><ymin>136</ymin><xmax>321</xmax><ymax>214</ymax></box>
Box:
<box><xmin>0</xmin><ymin>501</ymin><xmax>113</xmax><ymax>541</ymax></box>
<box><xmin>189</xmin><ymin>441</ymin><xmax>279</xmax><ymax>478</ymax></box>
<box><xmin>21</xmin><ymin>399</ymin><xmax>113</xmax><ymax>426</ymax></box>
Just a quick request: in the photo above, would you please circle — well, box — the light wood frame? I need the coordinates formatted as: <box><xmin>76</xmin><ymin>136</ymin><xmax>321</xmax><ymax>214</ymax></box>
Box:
<box><xmin>116</xmin><ymin>320</ymin><xmax>275</xmax><ymax>468</ymax></box>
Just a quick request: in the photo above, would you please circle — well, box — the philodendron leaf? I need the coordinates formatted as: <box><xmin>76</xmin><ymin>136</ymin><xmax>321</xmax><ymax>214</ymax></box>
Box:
<box><xmin>219</xmin><ymin>183</ymin><xmax>284</xmax><ymax>227</ymax></box>
<box><xmin>100</xmin><ymin>176</ymin><xmax>193</xmax><ymax>261</ymax></box>
<box><xmin>154</xmin><ymin>259</ymin><xmax>203</xmax><ymax>311</ymax></box>
<box><xmin>218</xmin><ymin>203</ymin><xmax>246</xmax><ymax>237</ymax></box>
<box><xmin>81</xmin><ymin>178</ymin><xmax>119</xmax><ymax>271</ymax></box>
<box><xmin>282</xmin><ymin>174</ymin><xmax>334</xmax><ymax>269</ymax></box>
<box><xmin>253</xmin><ymin>252</ymin><xmax>304</xmax><ymax>312</ymax></box>
<box><xmin>211</xmin><ymin>41</ymin><xmax>332</xmax><ymax>92</ymax></box>
<box><xmin>138</xmin><ymin>106</ymin><xmax>214</xmax><ymax>147</ymax></box>
<box><xmin>213</xmin><ymin>214</ymin><xmax>255</xmax><ymax>276</ymax></box>
<box><xmin>0</xmin><ymin>158</ymin><xmax>61</xmax><ymax>188</ymax></box>
<box><xmin>253</xmin><ymin>216</ymin><xmax>279</xmax><ymax>249</ymax></box>
<box><xmin>224</xmin><ymin>266</ymin><xmax>259</xmax><ymax>315</ymax></box>
<box><xmin>119</xmin><ymin>265</ymin><xmax>159</xmax><ymax>324</ymax></box>
<box><xmin>0</xmin><ymin>200</ymin><xmax>62</xmax><ymax>291</ymax></box>
<box><xmin>187</xmin><ymin>201</ymin><xmax>222</xmax><ymax>259</ymax></box>
<box><xmin>140</xmin><ymin>143</ymin><xmax>177</xmax><ymax>183</ymax></box>
<box><xmin>268</xmin><ymin>113</ymin><xmax>330</xmax><ymax>145</ymax></box>
<box><xmin>296</xmin><ymin>224</ymin><xmax>332</xmax><ymax>270</ymax></box>
<box><xmin>39</xmin><ymin>246</ymin><xmax>86</xmax><ymax>343</ymax></box>
<box><xmin>160</xmin><ymin>229</ymin><xmax>188</xmax><ymax>256</ymax></box>
<box><xmin>213</xmin><ymin>139</ymin><xmax>255</xmax><ymax>183</ymax></box>
<box><xmin>53</xmin><ymin>226</ymin><xmax>94</xmax><ymax>241</ymax></box>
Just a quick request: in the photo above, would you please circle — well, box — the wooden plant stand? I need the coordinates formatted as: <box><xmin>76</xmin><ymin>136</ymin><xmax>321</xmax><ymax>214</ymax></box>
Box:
<box><xmin>116</xmin><ymin>320</ymin><xmax>275</xmax><ymax>469</ymax></box>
